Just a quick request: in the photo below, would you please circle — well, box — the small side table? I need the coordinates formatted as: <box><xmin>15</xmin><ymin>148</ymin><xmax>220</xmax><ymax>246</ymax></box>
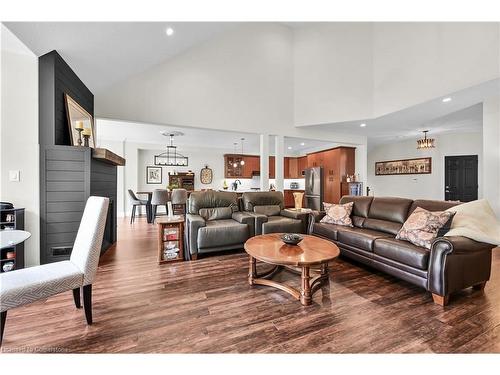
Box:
<box><xmin>156</xmin><ymin>216</ymin><xmax>184</xmax><ymax>264</ymax></box>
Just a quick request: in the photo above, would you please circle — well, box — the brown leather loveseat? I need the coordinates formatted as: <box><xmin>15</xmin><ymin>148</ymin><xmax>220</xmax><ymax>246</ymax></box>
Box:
<box><xmin>309</xmin><ymin>196</ymin><xmax>496</xmax><ymax>306</ymax></box>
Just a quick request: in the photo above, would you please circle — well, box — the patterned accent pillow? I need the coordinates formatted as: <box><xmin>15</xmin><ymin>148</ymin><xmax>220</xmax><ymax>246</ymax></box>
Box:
<box><xmin>320</xmin><ymin>202</ymin><xmax>354</xmax><ymax>227</ymax></box>
<box><xmin>396</xmin><ymin>207</ymin><xmax>455</xmax><ymax>249</ymax></box>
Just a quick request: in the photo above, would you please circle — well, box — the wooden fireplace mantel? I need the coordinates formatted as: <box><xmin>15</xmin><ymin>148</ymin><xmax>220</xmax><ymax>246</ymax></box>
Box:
<box><xmin>92</xmin><ymin>148</ymin><xmax>126</xmax><ymax>166</ymax></box>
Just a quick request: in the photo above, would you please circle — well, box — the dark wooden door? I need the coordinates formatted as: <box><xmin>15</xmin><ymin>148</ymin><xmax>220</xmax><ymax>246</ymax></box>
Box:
<box><xmin>445</xmin><ymin>155</ymin><xmax>478</xmax><ymax>202</ymax></box>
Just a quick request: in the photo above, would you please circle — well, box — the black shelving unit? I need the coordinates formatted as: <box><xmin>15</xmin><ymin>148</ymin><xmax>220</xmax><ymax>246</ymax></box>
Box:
<box><xmin>0</xmin><ymin>207</ymin><xmax>25</xmax><ymax>272</ymax></box>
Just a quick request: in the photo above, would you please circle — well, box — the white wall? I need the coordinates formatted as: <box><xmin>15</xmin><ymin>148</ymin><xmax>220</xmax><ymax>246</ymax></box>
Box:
<box><xmin>293</xmin><ymin>23</ymin><xmax>373</xmax><ymax>126</ymax></box>
<box><xmin>95</xmin><ymin>23</ymin><xmax>366</xmax><ymax>147</ymax></box>
<box><xmin>373</xmin><ymin>23</ymin><xmax>500</xmax><ymax>117</ymax></box>
<box><xmin>137</xmin><ymin>147</ymin><xmax>225</xmax><ymax>192</ymax></box>
<box><xmin>96</xmin><ymin>23</ymin><xmax>293</xmax><ymax>135</ymax></box>
<box><xmin>482</xmin><ymin>96</ymin><xmax>500</xmax><ymax>217</ymax></box>
<box><xmin>367</xmin><ymin>132</ymin><xmax>483</xmax><ymax>201</ymax></box>
<box><xmin>0</xmin><ymin>25</ymin><xmax>39</xmax><ymax>266</ymax></box>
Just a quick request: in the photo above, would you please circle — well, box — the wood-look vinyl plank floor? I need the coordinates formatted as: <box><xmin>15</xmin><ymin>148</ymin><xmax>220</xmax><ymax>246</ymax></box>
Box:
<box><xmin>1</xmin><ymin>217</ymin><xmax>499</xmax><ymax>353</ymax></box>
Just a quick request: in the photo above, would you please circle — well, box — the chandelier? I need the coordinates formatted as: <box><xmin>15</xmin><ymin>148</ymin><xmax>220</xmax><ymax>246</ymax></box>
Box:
<box><xmin>416</xmin><ymin>130</ymin><xmax>435</xmax><ymax>149</ymax></box>
<box><xmin>155</xmin><ymin>132</ymin><xmax>189</xmax><ymax>166</ymax></box>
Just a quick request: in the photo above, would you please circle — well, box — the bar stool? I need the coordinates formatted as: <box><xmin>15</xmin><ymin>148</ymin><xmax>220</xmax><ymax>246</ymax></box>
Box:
<box><xmin>171</xmin><ymin>188</ymin><xmax>188</xmax><ymax>215</ymax></box>
<box><xmin>151</xmin><ymin>189</ymin><xmax>169</xmax><ymax>222</ymax></box>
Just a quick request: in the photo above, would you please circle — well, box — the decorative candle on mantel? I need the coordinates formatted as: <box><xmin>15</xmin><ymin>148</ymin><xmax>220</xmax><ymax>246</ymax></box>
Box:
<box><xmin>82</xmin><ymin>127</ymin><xmax>92</xmax><ymax>147</ymax></box>
<box><xmin>75</xmin><ymin>121</ymin><xmax>84</xmax><ymax>130</ymax></box>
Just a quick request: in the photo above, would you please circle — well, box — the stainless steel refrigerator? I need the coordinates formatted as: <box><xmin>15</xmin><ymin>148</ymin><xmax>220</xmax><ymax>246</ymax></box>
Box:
<box><xmin>304</xmin><ymin>167</ymin><xmax>323</xmax><ymax>211</ymax></box>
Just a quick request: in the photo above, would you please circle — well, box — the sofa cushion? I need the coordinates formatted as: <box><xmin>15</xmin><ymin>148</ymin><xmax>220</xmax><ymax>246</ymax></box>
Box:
<box><xmin>253</xmin><ymin>205</ymin><xmax>281</xmax><ymax>216</ymax></box>
<box><xmin>367</xmin><ymin>197</ymin><xmax>413</xmax><ymax>224</ymax></box>
<box><xmin>396</xmin><ymin>207</ymin><xmax>455</xmax><ymax>249</ymax></box>
<box><xmin>409</xmin><ymin>199</ymin><xmax>460</xmax><ymax>215</ymax></box>
<box><xmin>362</xmin><ymin>218</ymin><xmax>402</xmax><ymax>235</ymax></box>
<box><xmin>337</xmin><ymin>227</ymin><xmax>393</xmax><ymax>252</ymax></box>
<box><xmin>0</xmin><ymin>260</ymin><xmax>83</xmax><ymax>311</ymax></box>
<box><xmin>242</xmin><ymin>191</ymin><xmax>284</xmax><ymax>211</ymax></box>
<box><xmin>188</xmin><ymin>191</ymin><xmax>239</xmax><ymax>214</ymax></box>
<box><xmin>374</xmin><ymin>238</ymin><xmax>430</xmax><ymax>270</ymax></box>
<box><xmin>197</xmin><ymin>219</ymin><xmax>249</xmax><ymax>248</ymax></box>
<box><xmin>262</xmin><ymin>216</ymin><xmax>303</xmax><ymax>234</ymax></box>
<box><xmin>199</xmin><ymin>207</ymin><xmax>233</xmax><ymax>221</ymax></box>
<box><xmin>312</xmin><ymin>222</ymin><xmax>342</xmax><ymax>241</ymax></box>
<box><xmin>339</xmin><ymin>195</ymin><xmax>373</xmax><ymax>217</ymax></box>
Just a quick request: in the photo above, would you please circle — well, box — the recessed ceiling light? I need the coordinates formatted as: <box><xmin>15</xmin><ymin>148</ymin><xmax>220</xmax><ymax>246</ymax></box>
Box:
<box><xmin>287</xmin><ymin>146</ymin><xmax>292</xmax><ymax>150</ymax></box>
<box><xmin>360</xmin><ymin>123</ymin><xmax>367</xmax><ymax>127</ymax></box>
<box><xmin>442</xmin><ymin>97</ymin><xmax>452</xmax><ymax>103</ymax></box>
<box><xmin>166</xmin><ymin>27</ymin><xmax>174</xmax><ymax>36</ymax></box>
<box><xmin>300</xmin><ymin>142</ymin><xmax>305</xmax><ymax>146</ymax></box>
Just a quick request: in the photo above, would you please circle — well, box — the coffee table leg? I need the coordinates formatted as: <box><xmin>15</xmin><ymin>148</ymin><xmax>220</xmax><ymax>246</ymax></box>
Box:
<box><xmin>248</xmin><ymin>256</ymin><xmax>257</xmax><ymax>285</ymax></box>
<box><xmin>300</xmin><ymin>266</ymin><xmax>312</xmax><ymax>306</ymax></box>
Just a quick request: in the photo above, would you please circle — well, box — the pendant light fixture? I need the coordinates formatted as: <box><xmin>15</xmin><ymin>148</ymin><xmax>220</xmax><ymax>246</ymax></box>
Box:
<box><xmin>417</xmin><ymin>130</ymin><xmax>435</xmax><ymax>149</ymax></box>
<box><xmin>232</xmin><ymin>143</ymin><xmax>238</xmax><ymax>168</ymax></box>
<box><xmin>155</xmin><ymin>131</ymin><xmax>189</xmax><ymax>166</ymax></box>
<box><xmin>240</xmin><ymin>138</ymin><xmax>245</xmax><ymax>166</ymax></box>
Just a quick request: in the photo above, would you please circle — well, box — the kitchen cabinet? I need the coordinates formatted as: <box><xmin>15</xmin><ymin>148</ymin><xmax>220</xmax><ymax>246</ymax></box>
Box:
<box><xmin>297</xmin><ymin>156</ymin><xmax>307</xmax><ymax>177</ymax></box>
<box><xmin>224</xmin><ymin>155</ymin><xmax>310</xmax><ymax>180</ymax></box>
<box><xmin>224</xmin><ymin>155</ymin><xmax>243</xmax><ymax>178</ymax></box>
<box><xmin>305</xmin><ymin>147</ymin><xmax>355</xmax><ymax>204</ymax></box>
<box><xmin>224</xmin><ymin>154</ymin><xmax>260</xmax><ymax>178</ymax></box>
<box><xmin>287</xmin><ymin>158</ymin><xmax>298</xmax><ymax>179</ymax></box>
<box><xmin>269</xmin><ymin>156</ymin><xmax>275</xmax><ymax>179</ymax></box>
<box><xmin>243</xmin><ymin>155</ymin><xmax>259</xmax><ymax>178</ymax></box>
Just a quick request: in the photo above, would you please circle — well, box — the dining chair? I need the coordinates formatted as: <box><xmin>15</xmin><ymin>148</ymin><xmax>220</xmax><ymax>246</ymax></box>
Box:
<box><xmin>151</xmin><ymin>189</ymin><xmax>169</xmax><ymax>222</ymax></box>
<box><xmin>127</xmin><ymin>189</ymin><xmax>147</xmax><ymax>224</ymax></box>
<box><xmin>171</xmin><ymin>188</ymin><xmax>188</xmax><ymax>215</ymax></box>
<box><xmin>0</xmin><ymin>196</ymin><xmax>109</xmax><ymax>346</ymax></box>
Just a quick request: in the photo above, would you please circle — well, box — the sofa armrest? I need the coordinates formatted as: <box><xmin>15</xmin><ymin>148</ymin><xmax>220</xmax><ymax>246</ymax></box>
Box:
<box><xmin>281</xmin><ymin>209</ymin><xmax>309</xmax><ymax>233</ymax></box>
<box><xmin>245</xmin><ymin>212</ymin><xmax>268</xmax><ymax>235</ymax></box>
<box><xmin>428</xmin><ymin>236</ymin><xmax>494</xmax><ymax>296</ymax></box>
<box><xmin>232</xmin><ymin>211</ymin><xmax>256</xmax><ymax>237</ymax></box>
<box><xmin>280</xmin><ymin>209</ymin><xmax>308</xmax><ymax>220</ymax></box>
<box><xmin>307</xmin><ymin>211</ymin><xmax>326</xmax><ymax>234</ymax></box>
<box><xmin>185</xmin><ymin>214</ymin><xmax>206</xmax><ymax>259</ymax></box>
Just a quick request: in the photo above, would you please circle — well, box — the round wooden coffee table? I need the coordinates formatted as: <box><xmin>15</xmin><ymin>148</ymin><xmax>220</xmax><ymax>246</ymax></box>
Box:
<box><xmin>244</xmin><ymin>233</ymin><xmax>340</xmax><ymax>306</ymax></box>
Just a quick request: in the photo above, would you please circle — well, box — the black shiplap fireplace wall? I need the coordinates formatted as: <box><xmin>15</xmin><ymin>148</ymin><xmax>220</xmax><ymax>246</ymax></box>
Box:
<box><xmin>39</xmin><ymin>50</ymin><xmax>117</xmax><ymax>264</ymax></box>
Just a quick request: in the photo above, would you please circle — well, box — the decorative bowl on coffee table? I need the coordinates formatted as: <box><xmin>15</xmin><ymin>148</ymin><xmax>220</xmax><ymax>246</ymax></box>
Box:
<box><xmin>280</xmin><ymin>233</ymin><xmax>303</xmax><ymax>245</ymax></box>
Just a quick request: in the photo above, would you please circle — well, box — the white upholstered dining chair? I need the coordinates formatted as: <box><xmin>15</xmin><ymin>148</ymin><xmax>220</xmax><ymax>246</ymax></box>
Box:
<box><xmin>0</xmin><ymin>196</ymin><xmax>109</xmax><ymax>346</ymax></box>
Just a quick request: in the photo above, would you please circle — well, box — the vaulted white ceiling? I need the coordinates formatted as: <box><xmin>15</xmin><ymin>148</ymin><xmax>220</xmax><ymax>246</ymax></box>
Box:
<box><xmin>3</xmin><ymin>22</ymin><xmax>237</xmax><ymax>92</ymax></box>
<box><xmin>4</xmin><ymin>22</ymin><xmax>499</xmax><ymax>148</ymax></box>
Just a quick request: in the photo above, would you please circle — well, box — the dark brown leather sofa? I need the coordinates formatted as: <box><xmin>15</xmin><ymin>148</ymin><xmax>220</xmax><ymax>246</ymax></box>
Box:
<box><xmin>309</xmin><ymin>196</ymin><xmax>495</xmax><ymax>306</ymax></box>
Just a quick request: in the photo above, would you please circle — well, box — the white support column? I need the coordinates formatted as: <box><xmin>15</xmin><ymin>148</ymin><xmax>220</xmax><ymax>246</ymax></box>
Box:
<box><xmin>274</xmin><ymin>135</ymin><xmax>285</xmax><ymax>192</ymax></box>
<box><xmin>260</xmin><ymin>134</ymin><xmax>269</xmax><ymax>191</ymax></box>
<box><xmin>483</xmin><ymin>96</ymin><xmax>500</xmax><ymax>218</ymax></box>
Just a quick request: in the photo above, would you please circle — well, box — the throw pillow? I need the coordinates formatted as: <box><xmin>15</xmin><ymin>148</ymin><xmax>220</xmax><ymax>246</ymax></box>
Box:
<box><xmin>320</xmin><ymin>202</ymin><xmax>354</xmax><ymax>227</ymax></box>
<box><xmin>396</xmin><ymin>207</ymin><xmax>455</xmax><ymax>249</ymax></box>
